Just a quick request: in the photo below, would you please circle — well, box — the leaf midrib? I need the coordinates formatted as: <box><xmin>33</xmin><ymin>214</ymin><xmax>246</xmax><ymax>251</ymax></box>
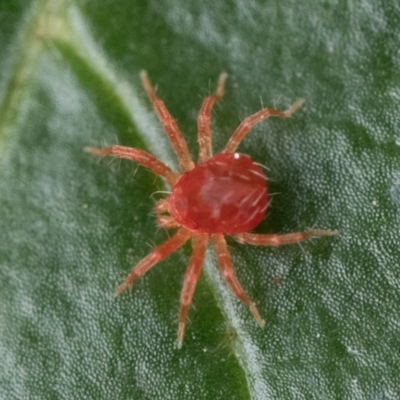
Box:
<box><xmin>0</xmin><ymin>2</ymin><xmax>257</xmax><ymax>398</ymax></box>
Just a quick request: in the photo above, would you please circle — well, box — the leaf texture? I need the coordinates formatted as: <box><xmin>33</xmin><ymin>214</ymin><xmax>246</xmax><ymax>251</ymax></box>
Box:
<box><xmin>1</xmin><ymin>1</ymin><xmax>400</xmax><ymax>398</ymax></box>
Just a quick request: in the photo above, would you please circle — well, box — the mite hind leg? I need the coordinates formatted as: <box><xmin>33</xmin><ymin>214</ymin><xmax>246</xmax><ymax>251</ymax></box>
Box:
<box><xmin>212</xmin><ymin>234</ymin><xmax>265</xmax><ymax>327</ymax></box>
<box><xmin>177</xmin><ymin>234</ymin><xmax>208</xmax><ymax>349</ymax></box>
<box><xmin>233</xmin><ymin>229</ymin><xmax>337</xmax><ymax>246</ymax></box>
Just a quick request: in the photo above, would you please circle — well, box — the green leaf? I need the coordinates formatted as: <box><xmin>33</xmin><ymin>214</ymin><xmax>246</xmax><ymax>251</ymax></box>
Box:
<box><xmin>1</xmin><ymin>0</ymin><xmax>400</xmax><ymax>398</ymax></box>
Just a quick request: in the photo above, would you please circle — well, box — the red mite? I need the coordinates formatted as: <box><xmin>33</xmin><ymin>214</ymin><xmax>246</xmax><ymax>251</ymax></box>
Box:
<box><xmin>87</xmin><ymin>72</ymin><xmax>335</xmax><ymax>348</ymax></box>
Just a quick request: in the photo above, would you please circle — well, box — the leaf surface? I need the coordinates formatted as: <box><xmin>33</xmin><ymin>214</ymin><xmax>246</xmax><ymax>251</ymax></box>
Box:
<box><xmin>1</xmin><ymin>1</ymin><xmax>400</xmax><ymax>398</ymax></box>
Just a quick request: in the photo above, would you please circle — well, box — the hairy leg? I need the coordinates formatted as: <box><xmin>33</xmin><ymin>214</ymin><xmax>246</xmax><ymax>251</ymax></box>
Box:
<box><xmin>197</xmin><ymin>72</ymin><xmax>228</xmax><ymax>163</ymax></box>
<box><xmin>86</xmin><ymin>145</ymin><xmax>180</xmax><ymax>187</ymax></box>
<box><xmin>222</xmin><ymin>99</ymin><xmax>304</xmax><ymax>153</ymax></box>
<box><xmin>140</xmin><ymin>71</ymin><xmax>195</xmax><ymax>172</ymax></box>
<box><xmin>233</xmin><ymin>229</ymin><xmax>337</xmax><ymax>246</ymax></box>
<box><xmin>212</xmin><ymin>233</ymin><xmax>265</xmax><ymax>327</ymax></box>
<box><xmin>177</xmin><ymin>233</ymin><xmax>208</xmax><ymax>349</ymax></box>
<box><xmin>115</xmin><ymin>227</ymin><xmax>191</xmax><ymax>296</ymax></box>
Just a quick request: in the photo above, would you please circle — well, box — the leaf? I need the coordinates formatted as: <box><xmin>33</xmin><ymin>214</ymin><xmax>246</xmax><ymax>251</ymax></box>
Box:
<box><xmin>1</xmin><ymin>0</ymin><xmax>400</xmax><ymax>398</ymax></box>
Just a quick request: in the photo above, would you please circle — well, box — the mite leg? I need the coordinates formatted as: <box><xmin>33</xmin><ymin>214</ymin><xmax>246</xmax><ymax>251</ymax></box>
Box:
<box><xmin>197</xmin><ymin>72</ymin><xmax>228</xmax><ymax>163</ymax></box>
<box><xmin>115</xmin><ymin>227</ymin><xmax>191</xmax><ymax>296</ymax></box>
<box><xmin>177</xmin><ymin>234</ymin><xmax>208</xmax><ymax>349</ymax></box>
<box><xmin>233</xmin><ymin>229</ymin><xmax>337</xmax><ymax>246</ymax></box>
<box><xmin>86</xmin><ymin>145</ymin><xmax>180</xmax><ymax>187</ymax></box>
<box><xmin>140</xmin><ymin>71</ymin><xmax>195</xmax><ymax>172</ymax></box>
<box><xmin>212</xmin><ymin>234</ymin><xmax>265</xmax><ymax>327</ymax></box>
<box><xmin>222</xmin><ymin>99</ymin><xmax>304</xmax><ymax>153</ymax></box>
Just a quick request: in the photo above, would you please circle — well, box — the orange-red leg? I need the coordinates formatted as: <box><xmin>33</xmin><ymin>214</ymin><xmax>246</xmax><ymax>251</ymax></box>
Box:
<box><xmin>177</xmin><ymin>234</ymin><xmax>208</xmax><ymax>349</ymax></box>
<box><xmin>222</xmin><ymin>99</ymin><xmax>304</xmax><ymax>153</ymax></box>
<box><xmin>140</xmin><ymin>71</ymin><xmax>195</xmax><ymax>172</ymax></box>
<box><xmin>197</xmin><ymin>72</ymin><xmax>227</xmax><ymax>163</ymax></box>
<box><xmin>115</xmin><ymin>227</ymin><xmax>191</xmax><ymax>296</ymax></box>
<box><xmin>233</xmin><ymin>229</ymin><xmax>337</xmax><ymax>246</ymax></box>
<box><xmin>211</xmin><ymin>234</ymin><xmax>265</xmax><ymax>327</ymax></box>
<box><xmin>86</xmin><ymin>145</ymin><xmax>180</xmax><ymax>187</ymax></box>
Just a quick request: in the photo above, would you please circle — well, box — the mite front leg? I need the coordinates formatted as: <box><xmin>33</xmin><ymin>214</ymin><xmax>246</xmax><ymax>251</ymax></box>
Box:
<box><xmin>140</xmin><ymin>71</ymin><xmax>195</xmax><ymax>172</ymax></box>
<box><xmin>86</xmin><ymin>145</ymin><xmax>180</xmax><ymax>187</ymax></box>
<box><xmin>177</xmin><ymin>234</ymin><xmax>208</xmax><ymax>349</ymax></box>
<box><xmin>212</xmin><ymin>234</ymin><xmax>265</xmax><ymax>327</ymax></box>
<box><xmin>222</xmin><ymin>99</ymin><xmax>304</xmax><ymax>153</ymax></box>
<box><xmin>233</xmin><ymin>229</ymin><xmax>337</xmax><ymax>246</ymax></box>
<box><xmin>197</xmin><ymin>72</ymin><xmax>227</xmax><ymax>163</ymax></box>
<box><xmin>115</xmin><ymin>227</ymin><xmax>191</xmax><ymax>296</ymax></box>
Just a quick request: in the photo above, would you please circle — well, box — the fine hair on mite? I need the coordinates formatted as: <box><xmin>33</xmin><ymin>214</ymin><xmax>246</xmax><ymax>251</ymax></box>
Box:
<box><xmin>86</xmin><ymin>71</ymin><xmax>336</xmax><ymax>348</ymax></box>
